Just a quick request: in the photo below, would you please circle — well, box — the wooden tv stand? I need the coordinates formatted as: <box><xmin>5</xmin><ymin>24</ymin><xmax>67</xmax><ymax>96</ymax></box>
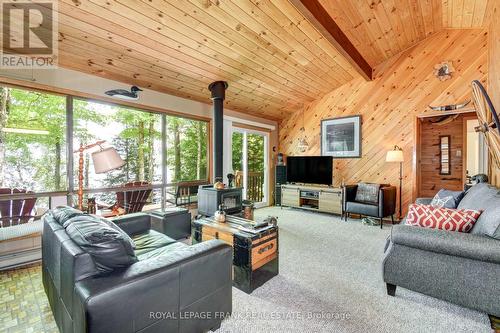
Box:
<box><xmin>280</xmin><ymin>184</ymin><xmax>343</xmax><ymax>215</ymax></box>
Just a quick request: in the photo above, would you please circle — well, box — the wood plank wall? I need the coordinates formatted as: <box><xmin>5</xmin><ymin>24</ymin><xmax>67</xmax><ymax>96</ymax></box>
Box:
<box><xmin>279</xmin><ymin>29</ymin><xmax>488</xmax><ymax>216</ymax></box>
<box><xmin>488</xmin><ymin>4</ymin><xmax>500</xmax><ymax>187</ymax></box>
<box><xmin>418</xmin><ymin>114</ymin><xmax>472</xmax><ymax>198</ymax></box>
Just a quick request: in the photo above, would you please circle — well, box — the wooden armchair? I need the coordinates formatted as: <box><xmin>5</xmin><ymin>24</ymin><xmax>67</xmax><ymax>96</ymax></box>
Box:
<box><xmin>115</xmin><ymin>181</ymin><xmax>152</xmax><ymax>214</ymax></box>
<box><xmin>166</xmin><ymin>180</ymin><xmax>209</xmax><ymax>207</ymax></box>
<box><xmin>0</xmin><ymin>188</ymin><xmax>37</xmax><ymax>227</ymax></box>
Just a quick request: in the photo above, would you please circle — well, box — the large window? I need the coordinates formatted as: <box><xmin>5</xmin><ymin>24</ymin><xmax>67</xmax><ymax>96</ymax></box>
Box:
<box><xmin>73</xmin><ymin>99</ymin><xmax>163</xmax><ymax>205</ymax></box>
<box><xmin>0</xmin><ymin>85</ymin><xmax>209</xmax><ymax>218</ymax></box>
<box><xmin>0</xmin><ymin>87</ymin><xmax>66</xmax><ymax>196</ymax></box>
<box><xmin>73</xmin><ymin>100</ymin><xmax>162</xmax><ymax>186</ymax></box>
<box><xmin>166</xmin><ymin>116</ymin><xmax>208</xmax><ymax>182</ymax></box>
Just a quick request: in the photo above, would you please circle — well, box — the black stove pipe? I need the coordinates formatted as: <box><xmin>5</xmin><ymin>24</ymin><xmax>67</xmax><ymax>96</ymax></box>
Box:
<box><xmin>208</xmin><ymin>81</ymin><xmax>228</xmax><ymax>182</ymax></box>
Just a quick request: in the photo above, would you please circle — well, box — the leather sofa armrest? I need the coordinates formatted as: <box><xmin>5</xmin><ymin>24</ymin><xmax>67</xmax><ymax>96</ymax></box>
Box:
<box><xmin>74</xmin><ymin>240</ymin><xmax>232</xmax><ymax>332</ymax></box>
<box><xmin>415</xmin><ymin>197</ymin><xmax>433</xmax><ymax>205</ymax></box>
<box><xmin>390</xmin><ymin>224</ymin><xmax>500</xmax><ymax>264</ymax></box>
<box><xmin>110</xmin><ymin>212</ymin><xmax>151</xmax><ymax>236</ymax></box>
<box><xmin>379</xmin><ymin>186</ymin><xmax>396</xmax><ymax>217</ymax></box>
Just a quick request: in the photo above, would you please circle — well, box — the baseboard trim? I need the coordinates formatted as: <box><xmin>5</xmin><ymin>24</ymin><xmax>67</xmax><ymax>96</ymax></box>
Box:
<box><xmin>0</xmin><ymin>248</ymin><xmax>41</xmax><ymax>270</ymax></box>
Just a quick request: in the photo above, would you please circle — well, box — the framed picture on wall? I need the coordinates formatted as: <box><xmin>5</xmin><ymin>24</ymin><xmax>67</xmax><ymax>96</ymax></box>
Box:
<box><xmin>321</xmin><ymin>115</ymin><xmax>361</xmax><ymax>158</ymax></box>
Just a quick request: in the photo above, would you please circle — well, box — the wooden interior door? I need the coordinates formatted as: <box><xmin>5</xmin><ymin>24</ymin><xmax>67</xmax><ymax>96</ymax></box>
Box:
<box><xmin>417</xmin><ymin>113</ymin><xmax>475</xmax><ymax>198</ymax></box>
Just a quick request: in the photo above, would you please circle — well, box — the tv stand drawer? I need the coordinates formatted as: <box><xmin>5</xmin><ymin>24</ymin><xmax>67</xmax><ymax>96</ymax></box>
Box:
<box><xmin>281</xmin><ymin>187</ymin><xmax>299</xmax><ymax>207</ymax></box>
<box><xmin>319</xmin><ymin>190</ymin><xmax>342</xmax><ymax>214</ymax></box>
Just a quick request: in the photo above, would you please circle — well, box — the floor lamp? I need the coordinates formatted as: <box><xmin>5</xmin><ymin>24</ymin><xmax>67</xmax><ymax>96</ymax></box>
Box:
<box><xmin>386</xmin><ymin>146</ymin><xmax>404</xmax><ymax>219</ymax></box>
<box><xmin>74</xmin><ymin>141</ymin><xmax>125</xmax><ymax>211</ymax></box>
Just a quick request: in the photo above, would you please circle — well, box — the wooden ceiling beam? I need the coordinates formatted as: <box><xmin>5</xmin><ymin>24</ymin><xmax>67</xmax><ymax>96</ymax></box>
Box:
<box><xmin>290</xmin><ymin>0</ymin><xmax>374</xmax><ymax>81</ymax></box>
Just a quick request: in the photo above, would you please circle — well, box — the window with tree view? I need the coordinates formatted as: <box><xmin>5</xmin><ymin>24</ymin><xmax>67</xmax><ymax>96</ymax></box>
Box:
<box><xmin>0</xmin><ymin>84</ymin><xmax>210</xmax><ymax>223</ymax></box>
<box><xmin>166</xmin><ymin>115</ymin><xmax>208</xmax><ymax>182</ymax></box>
<box><xmin>73</xmin><ymin>100</ymin><xmax>162</xmax><ymax>186</ymax></box>
<box><xmin>0</xmin><ymin>87</ymin><xmax>66</xmax><ymax>196</ymax></box>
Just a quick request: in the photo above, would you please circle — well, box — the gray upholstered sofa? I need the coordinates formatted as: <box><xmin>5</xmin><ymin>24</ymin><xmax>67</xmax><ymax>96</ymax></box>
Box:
<box><xmin>382</xmin><ymin>183</ymin><xmax>500</xmax><ymax>317</ymax></box>
<box><xmin>42</xmin><ymin>207</ymin><xmax>232</xmax><ymax>333</ymax></box>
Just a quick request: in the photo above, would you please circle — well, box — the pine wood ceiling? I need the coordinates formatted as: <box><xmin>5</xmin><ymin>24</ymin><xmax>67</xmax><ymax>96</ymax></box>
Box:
<box><xmin>318</xmin><ymin>0</ymin><xmax>493</xmax><ymax>68</ymax></box>
<box><xmin>46</xmin><ymin>0</ymin><xmax>493</xmax><ymax>120</ymax></box>
<box><xmin>54</xmin><ymin>0</ymin><xmax>359</xmax><ymax>121</ymax></box>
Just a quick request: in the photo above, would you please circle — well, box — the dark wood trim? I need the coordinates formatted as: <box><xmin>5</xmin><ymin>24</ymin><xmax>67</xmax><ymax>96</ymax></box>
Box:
<box><xmin>290</xmin><ymin>0</ymin><xmax>373</xmax><ymax>81</ymax></box>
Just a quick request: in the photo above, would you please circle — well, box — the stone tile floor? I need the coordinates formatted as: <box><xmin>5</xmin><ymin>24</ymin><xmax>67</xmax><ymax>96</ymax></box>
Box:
<box><xmin>0</xmin><ymin>263</ymin><xmax>57</xmax><ymax>333</ymax></box>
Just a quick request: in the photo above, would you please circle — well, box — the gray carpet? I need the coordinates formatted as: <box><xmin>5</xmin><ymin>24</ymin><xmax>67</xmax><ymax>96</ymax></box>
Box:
<box><xmin>217</xmin><ymin>207</ymin><xmax>492</xmax><ymax>333</ymax></box>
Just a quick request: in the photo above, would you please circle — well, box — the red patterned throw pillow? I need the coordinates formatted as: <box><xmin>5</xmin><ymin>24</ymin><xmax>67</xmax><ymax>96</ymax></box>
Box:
<box><xmin>406</xmin><ymin>204</ymin><xmax>481</xmax><ymax>232</ymax></box>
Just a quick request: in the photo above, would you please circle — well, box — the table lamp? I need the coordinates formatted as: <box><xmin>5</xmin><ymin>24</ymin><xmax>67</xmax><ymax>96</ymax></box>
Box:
<box><xmin>386</xmin><ymin>145</ymin><xmax>404</xmax><ymax>219</ymax></box>
<box><xmin>74</xmin><ymin>141</ymin><xmax>125</xmax><ymax>211</ymax></box>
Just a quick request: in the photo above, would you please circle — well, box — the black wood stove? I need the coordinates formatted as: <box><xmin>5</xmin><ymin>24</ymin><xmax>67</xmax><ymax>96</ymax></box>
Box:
<box><xmin>197</xmin><ymin>185</ymin><xmax>243</xmax><ymax>216</ymax></box>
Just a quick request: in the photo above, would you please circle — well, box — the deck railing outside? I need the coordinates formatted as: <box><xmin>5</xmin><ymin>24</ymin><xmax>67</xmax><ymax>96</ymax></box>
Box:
<box><xmin>235</xmin><ymin>171</ymin><xmax>265</xmax><ymax>203</ymax></box>
<box><xmin>0</xmin><ymin>180</ymin><xmax>208</xmax><ymax>228</ymax></box>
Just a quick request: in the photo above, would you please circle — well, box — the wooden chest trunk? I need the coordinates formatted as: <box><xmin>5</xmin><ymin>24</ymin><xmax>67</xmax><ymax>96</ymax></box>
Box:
<box><xmin>192</xmin><ymin>218</ymin><xmax>279</xmax><ymax>294</ymax></box>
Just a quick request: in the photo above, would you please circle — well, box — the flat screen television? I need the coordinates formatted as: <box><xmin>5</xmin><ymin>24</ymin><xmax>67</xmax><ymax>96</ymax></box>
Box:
<box><xmin>286</xmin><ymin>156</ymin><xmax>333</xmax><ymax>185</ymax></box>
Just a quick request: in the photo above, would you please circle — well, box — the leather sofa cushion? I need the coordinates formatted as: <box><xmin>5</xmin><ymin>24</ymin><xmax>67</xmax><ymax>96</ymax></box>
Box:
<box><xmin>96</xmin><ymin>216</ymin><xmax>136</xmax><ymax>249</ymax></box>
<box><xmin>137</xmin><ymin>241</ymin><xmax>188</xmax><ymax>261</ymax></box>
<box><xmin>346</xmin><ymin>201</ymin><xmax>378</xmax><ymax>216</ymax></box>
<box><xmin>133</xmin><ymin>230</ymin><xmax>177</xmax><ymax>257</ymax></box>
<box><xmin>50</xmin><ymin>206</ymin><xmax>84</xmax><ymax>225</ymax></box>
<box><xmin>64</xmin><ymin>215</ymin><xmax>138</xmax><ymax>274</ymax></box>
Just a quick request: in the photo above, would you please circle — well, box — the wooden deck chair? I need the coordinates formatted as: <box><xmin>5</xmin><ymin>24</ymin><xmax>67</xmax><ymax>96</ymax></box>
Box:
<box><xmin>0</xmin><ymin>188</ymin><xmax>37</xmax><ymax>227</ymax></box>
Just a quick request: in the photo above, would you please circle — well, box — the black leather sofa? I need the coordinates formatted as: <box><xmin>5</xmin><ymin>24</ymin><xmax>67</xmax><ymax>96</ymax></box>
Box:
<box><xmin>42</xmin><ymin>207</ymin><xmax>232</xmax><ymax>333</ymax></box>
<box><xmin>343</xmin><ymin>183</ymin><xmax>397</xmax><ymax>228</ymax></box>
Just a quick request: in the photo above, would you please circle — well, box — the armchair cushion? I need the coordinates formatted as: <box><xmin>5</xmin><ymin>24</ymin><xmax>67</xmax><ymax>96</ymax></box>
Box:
<box><xmin>346</xmin><ymin>201</ymin><xmax>378</xmax><ymax>217</ymax></box>
<box><xmin>355</xmin><ymin>183</ymin><xmax>380</xmax><ymax>203</ymax></box>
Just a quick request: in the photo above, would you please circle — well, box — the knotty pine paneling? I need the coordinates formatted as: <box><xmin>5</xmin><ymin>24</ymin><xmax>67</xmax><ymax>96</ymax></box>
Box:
<box><xmin>443</xmin><ymin>0</ymin><xmax>492</xmax><ymax>28</ymax></box>
<box><xmin>279</xmin><ymin>29</ymin><xmax>488</xmax><ymax>216</ymax></box>
<box><xmin>317</xmin><ymin>0</ymin><xmax>443</xmax><ymax>67</ymax></box>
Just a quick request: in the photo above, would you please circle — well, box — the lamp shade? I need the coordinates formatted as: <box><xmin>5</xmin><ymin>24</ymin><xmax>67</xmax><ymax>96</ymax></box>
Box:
<box><xmin>386</xmin><ymin>149</ymin><xmax>404</xmax><ymax>163</ymax></box>
<box><xmin>91</xmin><ymin>147</ymin><xmax>125</xmax><ymax>173</ymax></box>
